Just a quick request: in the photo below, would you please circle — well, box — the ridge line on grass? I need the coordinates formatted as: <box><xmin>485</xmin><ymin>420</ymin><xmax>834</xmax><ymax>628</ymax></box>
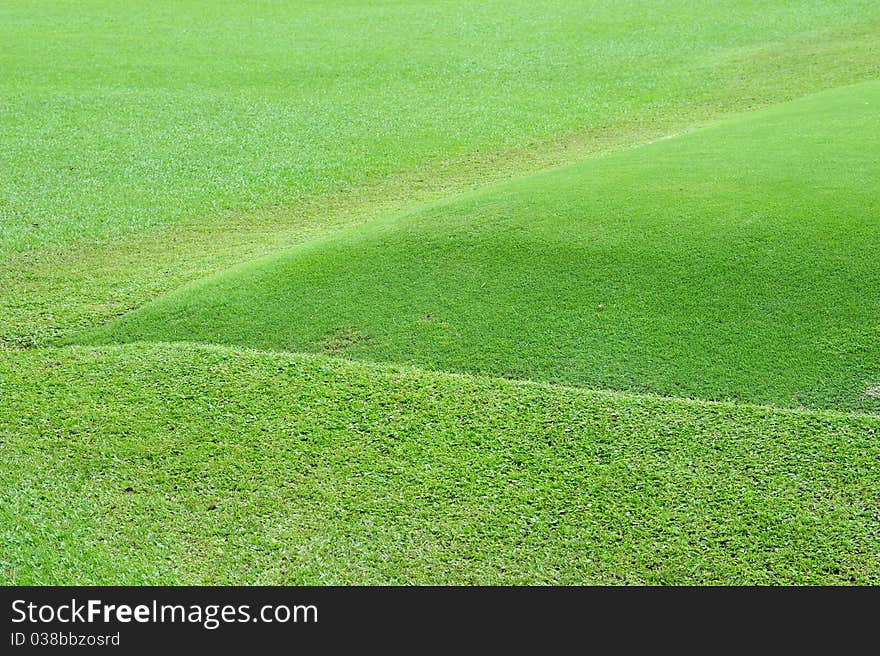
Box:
<box><xmin>53</xmin><ymin>341</ymin><xmax>880</xmax><ymax>423</ymax></box>
<box><xmin>78</xmin><ymin>77</ymin><xmax>880</xmax><ymax>327</ymax></box>
<box><xmin>4</xmin><ymin>21</ymin><xmax>878</xmax><ymax>350</ymax></box>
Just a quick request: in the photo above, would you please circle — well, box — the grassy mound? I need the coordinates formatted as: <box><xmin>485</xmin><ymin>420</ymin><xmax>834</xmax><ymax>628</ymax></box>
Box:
<box><xmin>86</xmin><ymin>82</ymin><xmax>880</xmax><ymax>412</ymax></box>
<box><xmin>2</xmin><ymin>343</ymin><xmax>878</xmax><ymax>584</ymax></box>
<box><xmin>4</xmin><ymin>3</ymin><xmax>879</xmax><ymax>588</ymax></box>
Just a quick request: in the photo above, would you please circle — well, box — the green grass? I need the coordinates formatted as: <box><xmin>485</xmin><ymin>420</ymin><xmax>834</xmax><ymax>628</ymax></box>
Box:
<box><xmin>3</xmin><ymin>2</ymin><xmax>880</xmax><ymax>585</ymax></box>
<box><xmin>2</xmin><ymin>1</ymin><xmax>878</xmax><ymax>255</ymax></box>
<box><xmin>2</xmin><ymin>5</ymin><xmax>878</xmax><ymax>353</ymax></box>
<box><xmin>2</xmin><ymin>343</ymin><xmax>878</xmax><ymax>585</ymax></box>
<box><xmin>86</xmin><ymin>82</ymin><xmax>880</xmax><ymax>412</ymax></box>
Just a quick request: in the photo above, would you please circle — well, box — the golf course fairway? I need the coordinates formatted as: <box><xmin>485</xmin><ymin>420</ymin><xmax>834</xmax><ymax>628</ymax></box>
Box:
<box><xmin>3</xmin><ymin>2</ymin><xmax>879</xmax><ymax>587</ymax></box>
<box><xmin>85</xmin><ymin>82</ymin><xmax>880</xmax><ymax>413</ymax></box>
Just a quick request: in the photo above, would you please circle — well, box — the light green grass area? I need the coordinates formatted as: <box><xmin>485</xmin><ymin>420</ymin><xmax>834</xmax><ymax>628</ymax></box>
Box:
<box><xmin>2</xmin><ymin>2</ymin><xmax>880</xmax><ymax>585</ymax></box>
<box><xmin>2</xmin><ymin>6</ymin><xmax>878</xmax><ymax>353</ymax></box>
<box><xmin>2</xmin><ymin>1</ymin><xmax>878</xmax><ymax>255</ymax></box>
<box><xmin>2</xmin><ymin>343</ymin><xmax>878</xmax><ymax>585</ymax></box>
<box><xmin>86</xmin><ymin>82</ymin><xmax>880</xmax><ymax>412</ymax></box>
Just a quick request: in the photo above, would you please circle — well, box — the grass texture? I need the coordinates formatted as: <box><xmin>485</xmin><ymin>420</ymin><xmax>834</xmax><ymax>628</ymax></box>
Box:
<box><xmin>86</xmin><ymin>82</ymin><xmax>880</xmax><ymax>412</ymax></box>
<box><xmin>2</xmin><ymin>3</ymin><xmax>880</xmax><ymax>586</ymax></box>
<box><xmin>2</xmin><ymin>1</ymin><xmax>878</xmax><ymax>255</ymax></box>
<box><xmin>2</xmin><ymin>343</ymin><xmax>878</xmax><ymax>585</ymax></box>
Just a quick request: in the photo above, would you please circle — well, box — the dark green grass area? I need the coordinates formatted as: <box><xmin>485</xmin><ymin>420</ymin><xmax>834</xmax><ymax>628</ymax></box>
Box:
<box><xmin>2</xmin><ymin>0</ymin><xmax>878</xmax><ymax>254</ymax></box>
<box><xmin>87</xmin><ymin>82</ymin><xmax>880</xmax><ymax>412</ymax></box>
<box><xmin>1</xmin><ymin>343</ymin><xmax>878</xmax><ymax>584</ymax></box>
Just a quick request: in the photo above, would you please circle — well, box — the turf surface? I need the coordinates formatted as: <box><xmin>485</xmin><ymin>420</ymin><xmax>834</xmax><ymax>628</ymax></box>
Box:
<box><xmin>2</xmin><ymin>343</ymin><xmax>878</xmax><ymax>584</ymax></box>
<box><xmin>86</xmin><ymin>82</ymin><xmax>880</xmax><ymax>412</ymax></box>
<box><xmin>2</xmin><ymin>2</ymin><xmax>879</xmax><ymax>586</ymax></box>
<box><xmin>2</xmin><ymin>1</ymin><xmax>878</xmax><ymax>255</ymax></box>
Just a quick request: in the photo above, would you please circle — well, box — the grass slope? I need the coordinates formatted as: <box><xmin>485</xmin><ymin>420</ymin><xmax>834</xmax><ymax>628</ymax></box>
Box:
<box><xmin>3</xmin><ymin>3</ymin><xmax>880</xmax><ymax>588</ymax></box>
<box><xmin>88</xmin><ymin>82</ymin><xmax>880</xmax><ymax>412</ymax></box>
<box><xmin>3</xmin><ymin>10</ymin><xmax>878</xmax><ymax>354</ymax></box>
<box><xmin>2</xmin><ymin>343</ymin><xmax>878</xmax><ymax>585</ymax></box>
<box><xmin>2</xmin><ymin>1</ymin><xmax>878</xmax><ymax>255</ymax></box>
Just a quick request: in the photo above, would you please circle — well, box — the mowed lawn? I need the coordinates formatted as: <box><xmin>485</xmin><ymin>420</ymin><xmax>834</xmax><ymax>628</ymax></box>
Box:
<box><xmin>86</xmin><ymin>82</ymin><xmax>880</xmax><ymax>412</ymax></box>
<box><xmin>2</xmin><ymin>343</ymin><xmax>878</xmax><ymax>585</ymax></box>
<box><xmin>1</xmin><ymin>1</ymin><xmax>878</xmax><ymax>255</ymax></box>
<box><xmin>2</xmin><ymin>2</ymin><xmax>880</xmax><ymax>586</ymax></box>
